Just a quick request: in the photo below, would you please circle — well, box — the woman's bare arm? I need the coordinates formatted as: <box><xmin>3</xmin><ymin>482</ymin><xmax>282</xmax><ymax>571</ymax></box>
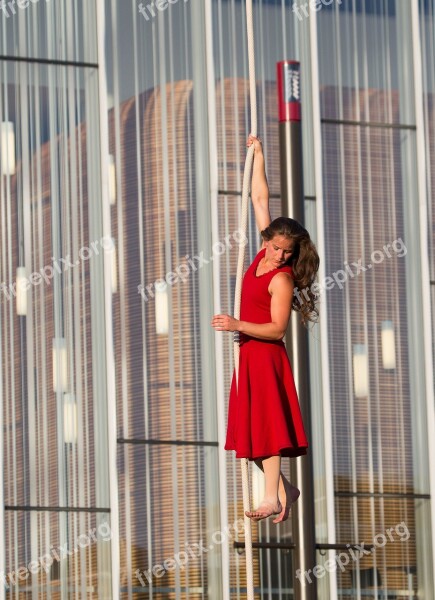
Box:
<box><xmin>247</xmin><ymin>135</ymin><xmax>271</xmax><ymax>234</ymax></box>
<box><xmin>211</xmin><ymin>273</ymin><xmax>294</xmax><ymax>341</ymax></box>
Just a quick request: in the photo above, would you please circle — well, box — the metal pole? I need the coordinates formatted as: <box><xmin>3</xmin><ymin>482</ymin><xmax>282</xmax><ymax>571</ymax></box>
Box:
<box><xmin>277</xmin><ymin>60</ymin><xmax>317</xmax><ymax>600</ymax></box>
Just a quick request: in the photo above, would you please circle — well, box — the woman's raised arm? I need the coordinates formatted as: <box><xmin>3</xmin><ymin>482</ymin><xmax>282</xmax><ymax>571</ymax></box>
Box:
<box><xmin>247</xmin><ymin>135</ymin><xmax>271</xmax><ymax>234</ymax></box>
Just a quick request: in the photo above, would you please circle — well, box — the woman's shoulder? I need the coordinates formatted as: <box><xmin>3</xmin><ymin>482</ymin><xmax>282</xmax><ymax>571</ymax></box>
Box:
<box><xmin>271</xmin><ymin>265</ymin><xmax>294</xmax><ymax>283</ymax></box>
<box><xmin>269</xmin><ymin>269</ymin><xmax>294</xmax><ymax>295</ymax></box>
<box><xmin>280</xmin><ymin>262</ymin><xmax>293</xmax><ymax>274</ymax></box>
<box><xmin>268</xmin><ymin>260</ymin><xmax>294</xmax><ymax>278</ymax></box>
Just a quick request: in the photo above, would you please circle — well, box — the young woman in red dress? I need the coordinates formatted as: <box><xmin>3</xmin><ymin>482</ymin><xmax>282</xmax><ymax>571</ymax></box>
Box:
<box><xmin>211</xmin><ymin>135</ymin><xmax>320</xmax><ymax>522</ymax></box>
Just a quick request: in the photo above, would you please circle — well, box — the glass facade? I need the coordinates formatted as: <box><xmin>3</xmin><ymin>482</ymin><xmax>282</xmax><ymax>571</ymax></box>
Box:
<box><xmin>317</xmin><ymin>2</ymin><xmax>433</xmax><ymax>597</ymax></box>
<box><xmin>0</xmin><ymin>1</ymin><xmax>111</xmax><ymax>598</ymax></box>
<box><xmin>1</xmin><ymin>0</ymin><xmax>434</xmax><ymax>599</ymax></box>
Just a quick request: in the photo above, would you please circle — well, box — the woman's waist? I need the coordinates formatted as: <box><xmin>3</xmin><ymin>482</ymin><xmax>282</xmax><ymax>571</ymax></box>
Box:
<box><xmin>238</xmin><ymin>332</ymin><xmax>285</xmax><ymax>346</ymax></box>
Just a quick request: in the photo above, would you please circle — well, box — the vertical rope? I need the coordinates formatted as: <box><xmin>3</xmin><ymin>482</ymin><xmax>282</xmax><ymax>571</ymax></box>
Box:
<box><xmin>233</xmin><ymin>1</ymin><xmax>257</xmax><ymax>598</ymax></box>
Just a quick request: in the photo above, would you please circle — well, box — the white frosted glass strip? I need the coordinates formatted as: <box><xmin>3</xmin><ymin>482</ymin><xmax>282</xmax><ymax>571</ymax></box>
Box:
<box><xmin>166</xmin><ymin>17</ymin><xmax>190</xmax><ymax>563</ymax></box>
<box><xmin>130</xmin><ymin>2</ymin><xmax>154</xmax><ymax>596</ymax></box>
<box><xmin>66</xmin><ymin>61</ymin><xmax>81</xmax><ymax>538</ymax></box>
<box><xmin>233</xmin><ymin>2</ymin><xmax>242</xmax><ymax>196</ymax></box>
<box><xmin>53</xmin><ymin>337</ymin><xmax>68</xmax><ymax>393</ymax></box>
<box><xmin>381</xmin><ymin>320</ymin><xmax>396</xmax><ymax>369</ymax></box>
<box><xmin>361</xmin><ymin>3</ymin><xmax>371</xmax><ymax>121</ymax></box>
<box><xmin>411</xmin><ymin>0</ymin><xmax>435</xmax><ymax>590</ymax></box>
<box><xmin>335</xmin><ymin>0</ymin><xmax>345</xmax><ymax>119</ymax></box>
<box><xmin>58</xmin><ymin>73</ymin><xmax>78</xmax><ymax>580</ymax></box>
<box><xmin>26</xmin><ymin>59</ymin><xmax>50</xmax><ymax>588</ymax></box>
<box><xmin>111</xmin><ymin>238</ymin><xmax>118</xmax><ymax>293</ymax></box>
<box><xmin>0</xmin><ymin>69</ymin><xmax>16</xmax><ymax>600</ymax></box>
<box><xmin>281</xmin><ymin>0</ymin><xmax>288</xmax><ymax>58</ymax></box>
<box><xmin>206</xmin><ymin>2</ymin><xmax>230</xmax><ymax>597</ymax></box>
<box><xmin>107</xmin><ymin>3</ymin><xmax>131</xmax><ymax>594</ymax></box>
<box><xmin>97</xmin><ymin>1</ymin><xmax>120</xmax><ymax>596</ymax></box>
<box><xmin>216</xmin><ymin>0</ymin><xmax>229</xmax><ymax>191</ymax></box>
<box><xmin>353</xmin><ymin>344</ymin><xmax>369</xmax><ymax>398</ymax></box>
<box><xmin>46</xmin><ymin>72</ymin><xmax>66</xmax><ymax>589</ymax></box>
<box><xmin>17</xmin><ymin>54</ymin><xmax>41</xmax><ymax>597</ymax></box>
<box><xmin>87</xmin><ymin>68</ymin><xmax>113</xmax><ymax>588</ymax></box>
<box><xmin>157</xmin><ymin>11</ymin><xmax>181</xmax><ymax>594</ymax></box>
<box><xmin>310</xmin><ymin>9</ymin><xmax>338</xmax><ymax>597</ymax></box>
<box><xmin>0</xmin><ymin>121</ymin><xmax>16</xmax><ymax>175</ymax></box>
<box><xmin>15</xmin><ymin>266</ymin><xmax>27</xmax><ymax>316</ymax></box>
<box><xmin>257</xmin><ymin>3</ymin><xmax>267</xmax><ymax>149</ymax></box>
<box><xmin>63</xmin><ymin>393</ymin><xmax>78</xmax><ymax>444</ymax></box>
<box><xmin>155</xmin><ymin>281</ymin><xmax>169</xmax><ymax>335</ymax></box>
<box><xmin>108</xmin><ymin>154</ymin><xmax>116</xmax><ymax>205</ymax></box>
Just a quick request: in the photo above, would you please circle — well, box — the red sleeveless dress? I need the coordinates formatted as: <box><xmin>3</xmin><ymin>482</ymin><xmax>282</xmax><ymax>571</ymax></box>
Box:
<box><xmin>225</xmin><ymin>248</ymin><xmax>308</xmax><ymax>459</ymax></box>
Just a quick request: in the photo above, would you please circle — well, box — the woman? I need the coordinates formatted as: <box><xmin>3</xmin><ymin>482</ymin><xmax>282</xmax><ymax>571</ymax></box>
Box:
<box><xmin>211</xmin><ymin>135</ymin><xmax>320</xmax><ymax>522</ymax></box>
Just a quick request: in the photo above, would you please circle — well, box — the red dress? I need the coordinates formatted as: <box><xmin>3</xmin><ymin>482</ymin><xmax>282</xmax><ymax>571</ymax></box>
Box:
<box><xmin>225</xmin><ymin>248</ymin><xmax>309</xmax><ymax>460</ymax></box>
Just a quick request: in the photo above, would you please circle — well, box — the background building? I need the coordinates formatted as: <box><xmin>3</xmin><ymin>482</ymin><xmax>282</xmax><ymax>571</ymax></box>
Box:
<box><xmin>0</xmin><ymin>0</ymin><xmax>434</xmax><ymax>598</ymax></box>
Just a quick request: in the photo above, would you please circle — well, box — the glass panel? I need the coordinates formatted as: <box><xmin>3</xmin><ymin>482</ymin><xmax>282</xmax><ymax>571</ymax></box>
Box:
<box><xmin>318</xmin><ymin>0</ymin><xmax>415</xmax><ymax>125</ymax></box>
<box><xmin>420</xmin><ymin>0</ymin><xmax>435</xmax><ymax>282</ymax></box>
<box><xmin>119</xmin><ymin>444</ymin><xmax>222</xmax><ymax>598</ymax></box>
<box><xmin>213</xmin><ymin>0</ymin><xmax>299</xmax><ymax>197</ymax></box>
<box><xmin>257</xmin><ymin>547</ymin><xmax>294</xmax><ymax>598</ymax></box>
<box><xmin>321</xmin><ymin>118</ymin><xmax>431</xmax><ymax>595</ymax></box>
<box><xmin>108</xmin><ymin>50</ymin><xmax>206</xmax><ymax>444</ymax></box>
<box><xmin>318</xmin><ymin>2</ymin><xmax>435</xmax><ymax>597</ymax></box>
<box><xmin>0</xmin><ymin>1</ymin><xmax>97</xmax><ymax>63</ymax></box>
<box><xmin>420</xmin><ymin>0</ymin><xmax>435</xmax><ymax>404</ymax></box>
<box><xmin>3</xmin><ymin>510</ymin><xmax>112</xmax><ymax>596</ymax></box>
<box><xmin>106</xmin><ymin>1</ymin><xmax>222</xmax><ymax>597</ymax></box>
<box><xmin>313</xmin><ymin>498</ymin><xmax>415</xmax><ymax>598</ymax></box>
<box><xmin>0</xmin><ymin>57</ymin><xmax>110</xmax><ymax>593</ymax></box>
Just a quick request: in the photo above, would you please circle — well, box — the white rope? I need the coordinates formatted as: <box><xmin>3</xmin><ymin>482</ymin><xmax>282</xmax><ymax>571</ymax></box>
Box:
<box><xmin>233</xmin><ymin>1</ymin><xmax>256</xmax><ymax>598</ymax></box>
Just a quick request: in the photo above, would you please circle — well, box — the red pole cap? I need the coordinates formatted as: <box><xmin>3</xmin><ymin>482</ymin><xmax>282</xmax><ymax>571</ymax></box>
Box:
<box><xmin>276</xmin><ymin>60</ymin><xmax>301</xmax><ymax>122</ymax></box>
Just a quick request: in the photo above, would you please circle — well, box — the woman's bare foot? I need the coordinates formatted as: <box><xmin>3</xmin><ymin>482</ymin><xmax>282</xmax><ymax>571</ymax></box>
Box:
<box><xmin>245</xmin><ymin>499</ymin><xmax>282</xmax><ymax>522</ymax></box>
<box><xmin>273</xmin><ymin>473</ymin><xmax>300</xmax><ymax>524</ymax></box>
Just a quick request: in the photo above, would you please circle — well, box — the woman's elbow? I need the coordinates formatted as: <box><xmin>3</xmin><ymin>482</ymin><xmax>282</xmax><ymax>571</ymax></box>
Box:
<box><xmin>252</xmin><ymin>195</ymin><xmax>269</xmax><ymax>207</ymax></box>
<box><xmin>273</xmin><ymin>319</ymin><xmax>291</xmax><ymax>340</ymax></box>
<box><xmin>274</xmin><ymin>328</ymin><xmax>287</xmax><ymax>341</ymax></box>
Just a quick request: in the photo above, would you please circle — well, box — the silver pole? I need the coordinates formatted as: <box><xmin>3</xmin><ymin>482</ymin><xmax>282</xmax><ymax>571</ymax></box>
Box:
<box><xmin>277</xmin><ymin>60</ymin><xmax>317</xmax><ymax>600</ymax></box>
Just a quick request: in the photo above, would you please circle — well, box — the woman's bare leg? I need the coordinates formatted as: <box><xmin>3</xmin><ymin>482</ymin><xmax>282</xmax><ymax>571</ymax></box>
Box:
<box><xmin>246</xmin><ymin>456</ymin><xmax>281</xmax><ymax>521</ymax></box>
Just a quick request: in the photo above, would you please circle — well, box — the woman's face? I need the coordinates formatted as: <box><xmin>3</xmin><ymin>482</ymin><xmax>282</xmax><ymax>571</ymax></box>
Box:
<box><xmin>265</xmin><ymin>234</ymin><xmax>295</xmax><ymax>267</ymax></box>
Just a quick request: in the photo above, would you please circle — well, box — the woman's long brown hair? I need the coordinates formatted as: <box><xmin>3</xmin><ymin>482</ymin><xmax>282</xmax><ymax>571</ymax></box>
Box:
<box><xmin>261</xmin><ymin>217</ymin><xmax>320</xmax><ymax>327</ymax></box>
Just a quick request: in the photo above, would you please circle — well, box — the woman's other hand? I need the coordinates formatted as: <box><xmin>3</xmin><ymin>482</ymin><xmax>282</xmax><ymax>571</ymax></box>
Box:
<box><xmin>211</xmin><ymin>314</ymin><xmax>240</xmax><ymax>332</ymax></box>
